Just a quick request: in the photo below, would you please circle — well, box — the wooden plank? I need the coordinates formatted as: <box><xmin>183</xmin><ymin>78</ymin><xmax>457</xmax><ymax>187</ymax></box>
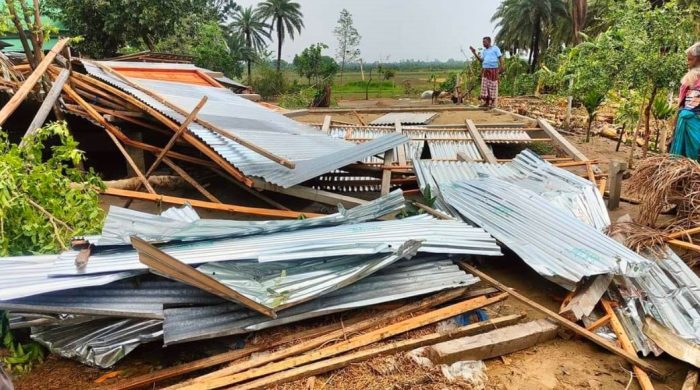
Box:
<box><xmin>223</xmin><ymin>315</ymin><xmax>525</xmax><ymax>390</ymax></box>
<box><xmin>456</xmin><ymin>151</ymin><xmax>475</xmax><ymax>162</ymax></box>
<box><xmin>70</xmin><ymin>72</ymin><xmax>253</xmax><ymax>186</ymax></box>
<box><xmin>601</xmin><ymin>300</ymin><xmax>654</xmax><ymax>390</ymax></box>
<box><xmin>466</xmin><ymin>119</ymin><xmax>497</xmax><ymax>164</ymax></box>
<box><xmin>132</xmin><ymin>237</ymin><xmax>276</xmax><ymax>318</ymax></box>
<box><xmin>668</xmin><ymin>239</ymin><xmax>700</xmax><ymax>254</ymax></box>
<box><xmin>607</xmin><ymin>160</ymin><xmax>628</xmax><ymax>210</ymax></box>
<box><xmin>554</xmin><ymin>160</ymin><xmax>598</xmax><ymax>168</ymax></box>
<box><xmin>458</xmin><ymin>262</ymin><xmax>665</xmax><ymax>378</ymax></box>
<box><xmin>102</xmin><ymin>187</ymin><xmax>320</xmax><ymax>219</ymax></box>
<box><xmin>20</xmin><ymin>68</ymin><xmax>70</xmax><ymax>146</ymax></box>
<box><xmin>644</xmin><ymin>316</ymin><xmax>700</xmax><ymax>368</ymax></box>
<box><xmin>394</xmin><ymin>120</ymin><xmax>407</xmax><ymax>166</ymax></box>
<box><xmin>353</xmin><ymin>110</ymin><xmax>366</xmax><ymax>125</ymax></box>
<box><xmin>586</xmin><ymin>161</ymin><xmax>597</xmax><ymax>187</ymax></box>
<box><xmin>537</xmin><ymin>118</ymin><xmax>588</xmax><ymax>161</ymax></box>
<box><xmin>682</xmin><ymin>371</ymin><xmax>699</xmax><ymax>390</ymax></box>
<box><xmin>414</xmin><ymin>202</ymin><xmax>453</xmax><ymax>220</ymax></box>
<box><xmin>321</xmin><ymin>115</ymin><xmax>331</xmax><ymax>133</ymax></box>
<box><xmin>424</xmin><ymin>319</ymin><xmax>558</xmax><ymax>365</ymax></box>
<box><xmin>179</xmin><ymin>293</ymin><xmax>509</xmax><ymax>389</ymax></box>
<box><xmin>597</xmin><ymin>177</ymin><xmax>607</xmax><ymax>194</ymax></box>
<box><xmin>559</xmin><ymin>275</ymin><xmax>612</xmax><ymax>321</ymax></box>
<box><xmin>380</xmin><ymin>146</ymin><xmax>396</xmax><ymax>196</ymax></box>
<box><xmin>0</xmin><ymin>38</ymin><xmax>69</xmax><ymax>125</ymax></box>
<box><xmin>191</xmin><ymin>288</ymin><xmax>469</xmax><ymax>384</ymax></box>
<box><xmin>585</xmin><ymin>313</ymin><xmax>611</xmax><ymax>332</ymax></box>
<box><xmin>666</xmin><ymin>226</ymin><xmax>700</xmax><ymax>240</ymax></box>
<box><xmin>89</xmin><ymin>61</ymin><xmax>296</xmax><ymax>169</ymax></box>
<box><xmin>162</xmin><ymin>158</ymin><xmax>221</xmax><ymax>203</ymax></box>
<box><xmin>62</xmin><ymin>83</ymin><xmax>156</xmax><ymax>194</ymax></box>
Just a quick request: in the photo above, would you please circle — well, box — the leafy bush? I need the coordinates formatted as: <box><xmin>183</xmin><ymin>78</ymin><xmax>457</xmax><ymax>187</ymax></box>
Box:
<box><xmin>278</xmin><ymin>87</ymin><xmax>317</xmax><ymax>109</ymax></box>
<box><xmin>343</xmin><ymin>80</ymin><xmax>394</xmax><ymax>89</ymax></box>
<box><xmin>252</xmin><ymin>65</ymin><xmax>288</xmax><ymax>100</ymax></box>
<box><xmin>0</xmin><ymin>122</ymin><xmax>105</xmax><ymax>256</ymax></box>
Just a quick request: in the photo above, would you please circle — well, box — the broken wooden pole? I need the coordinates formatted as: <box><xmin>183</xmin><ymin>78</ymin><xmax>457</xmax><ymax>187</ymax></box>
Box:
<box><xmin>601</xmin><ymin>300</ymin><xmax>654</xmax><ymax>390</ymax></box>
<box><xmin>0</xmin><ymin>37</ymin><xmax>69</xmax><ymax>125</ymax></box>
<box><xmin>101</xmin><ymin>187</ymin><xmax>320</xmax><ymax>219</ymax></box>
<box><xmin>20</xmin><ymin>68</ymin><xmax>70</xmax><ymax>146</ymax></box>
<box><xmin>559</xmin><ymin>275</ymin><xmax>612</xmax><ymax>321</ymax></box>
<box><xmin>608</xmin><ymin>160</ymin><xmax>628</xmax><ymax>210</ymax></box>
<box><xmin>422</xmin><ymin>318</ymin><xmax>558</xmax><ymax>365</ymax></box>
<box><xmin>394</xmin><ymin>120</ymin><xmax>407</xmax><ymax>166</ymax></box>
<box><xmin>321</xmin><ymin>115</ymin><xmax>331</xmax><ymax>133</ymax></box>
<box><xmin>466</xmin><ymin>119</ymin><xmax>497</xmax><ymax>164</ymax></box>
<box><xmin>459</xmin><ymin>262</ymin><xmax>665</xmax><ymax>378</ymax></box>
<box><xmin>380</xmin><ymin>147</ymin><xmax>396</xmax><ymax>196</ymax></box>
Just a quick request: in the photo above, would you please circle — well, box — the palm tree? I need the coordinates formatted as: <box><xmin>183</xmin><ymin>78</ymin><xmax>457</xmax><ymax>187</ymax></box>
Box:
<box><xmin>256</xmin><ymin>0</ymin><xmax>304</xmax><ymax>72</ymax></box>
<box><xmin>492</xmin><ymin>0</ymin><xmax>568</xmax><ymax>72</ymax></box>
<box><xmin>230</xmin><ymin>6</ymin><xmax>270</xmax><ymax>83</ymax></box>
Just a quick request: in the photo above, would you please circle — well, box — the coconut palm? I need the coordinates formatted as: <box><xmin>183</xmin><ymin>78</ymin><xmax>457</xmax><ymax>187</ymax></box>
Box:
<box><xmin>256</xmin><ymin>0</ymin><xmax>304</xmax><ymax>72</ymax></box>
<box><xmin>230</xmin><ymin>6</ymin><xmax>270</xmax><ymax>82</ymax></box>
<box><xmin>491</xmin><ymin>0</ymin><xmax>568</xmax><ymax>72</ymax></box>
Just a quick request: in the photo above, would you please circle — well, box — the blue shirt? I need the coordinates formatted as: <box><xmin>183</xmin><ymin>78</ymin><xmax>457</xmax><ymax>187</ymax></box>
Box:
<box><xmin>481</xmin><ymin>45</ymin><xmax>502</xmax><ymax>69</ymax></box>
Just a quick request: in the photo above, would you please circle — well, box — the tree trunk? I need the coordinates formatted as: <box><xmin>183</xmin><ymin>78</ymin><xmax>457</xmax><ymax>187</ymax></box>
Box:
<box><xmin>5</xmin><ymin>0</ymin><xmax>36</xmax><ymax>68</ymax></box>
<box><xmin>615</xmin><ymin>123</ymin><xmax>626</xmax><ymax>152</ymax></box>
<box><xmin>247</xmin><ymin>60</ymin><xmax>252</xmax><ymax>84</ymax></box>
<box><xmin>246</xmin><ymin>32</ymin><xmax>252</xmax><ymax>84</ymax></box>
<box><xmin>142</xmin><ymin>34</ymin><xmax>155</xmax><ymax>52</ymax></box>
<box><xmin>530</xmin><ymin>17</ymin><xmax>541</xmax><ymax>73</ymax></box>
<box><xmin>642</xmin><ymin>86</ymin><xmax>658</xmax><ymax>158</ymax></box>
<box><xmin>276</xmin><ymin>20</ymin><xmax>283</xmax><ymax>72</ymax></box>
<box><xmin>585</xmin><ymin>114</ymin><xmax>593</xmax><ymax>142</ymax></box>
<box><xmin>628</xmin><ymin>100</ymin><xmax>647</xmax><ymax>168</ymax></box>
<box><xmin>572</xmin><ymin>0</ymin><xmax>588</xmax><ymax>44</ymax></box>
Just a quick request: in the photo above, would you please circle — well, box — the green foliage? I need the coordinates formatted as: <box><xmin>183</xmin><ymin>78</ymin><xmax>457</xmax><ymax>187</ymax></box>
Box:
<box><xmin>277</xmin><ymin>86</ymin><xmax>316</xmax><ymax>108</ymax></box>
<box><xmin>252</xmin><ymin>63</ymin><xmax>288</xmax><ymax>99</ymax></box>
<box><xmin>499</xmin><ymin>57</ymin><xmax>530</xmax><ymax>95</ymax></box>
<box><xmin>439</xmin><ymin>72</ymin><xmax>457</xmax><ymax>92</ymax></box>
<box><xmin>334</xmin><ymin>8</ymin><xmax>361</xmax><ymax>80</ymax></box>
<box><xmin>292</xmin><ymin>43</ymin><xmax>339</xmax><ymax>85</ymax></box>
<box><xmin>256</xmin><ymin>0</ymin><xmax>304</xmax><ymax>71</ymax></box>
<box><xmin>0</xmin><ymin>122</ymin><xmax>105</xmax><ymax>256</ymax></box>
<box><xmin>652</xmin><ymin>95</ymin><xmax>674</xmax><ymax>121</ymax></box>
<box><xmin>1</xmin><ymin>311</ymin><xmax>44</xmax><ymax>375</ymax></box>
<box><xmin>399</xmin><ymin>185</ymin><xmax>437</xmax><ymax>218</ymax></box>
<box><xmin>229</xmin><ymin>5</ymin><xmax>270</xmax><ymax>82</ymax></box>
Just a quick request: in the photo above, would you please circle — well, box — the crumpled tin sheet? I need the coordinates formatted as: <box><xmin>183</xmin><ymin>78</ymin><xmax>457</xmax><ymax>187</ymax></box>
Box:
<box><xmin>163</xmin><ymin>256</ymin><xmax>478</xmax><ymax>345</ymax></box>
<box><xmin>414</xmin><ymin>149</ymin><xmax>610</xmax><ymax>230</ymax></box>
<box><xmin>31</xmin><ymin>318</ymin><xmax>163</xmax><ymax>368</ymax></box>
<box><xmin>83</xmin><ymin>61</ymin><xmax>408</xmax><ymax>188</ymax></box>
<box><xmin>194</xmin><ymin>240</ymin><xmax>421</xmax><ymax>311</ymax></box>
<box><xmin>0</xmin><ymin>279</ymin><xmax>222</xmax><ymax>319</ymax></box>
<box><xmin>49</xmin><ymin>215</ymin><xmax>501</xmax><ymax>276</ymax></box>
<box><xmin>441</xmin><ymin>179</ymin><xmax>650</xmax><ymax>289</ymax></box>
<box><xmin>0</xmin><ymin>254</ymin><xmax>141</xmax><ymax>301</ymax></box>
<box><xmin>95</xmin><ymin>189</ymin><xmax>406</xmax><ymax>246</ymax></box>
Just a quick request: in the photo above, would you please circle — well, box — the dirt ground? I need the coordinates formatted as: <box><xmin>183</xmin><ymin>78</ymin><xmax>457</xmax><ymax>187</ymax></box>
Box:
<box><xmin>5</xmin><ymin>97</ymin><xmax>695</xmax><ymax>390</ymax></box>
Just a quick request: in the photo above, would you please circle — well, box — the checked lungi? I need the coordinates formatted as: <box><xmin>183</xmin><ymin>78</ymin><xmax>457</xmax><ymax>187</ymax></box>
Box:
<box><xmin>480</xmin><ymin>68</ymin><xmax>500</xmax><ymax>102</ymax></box>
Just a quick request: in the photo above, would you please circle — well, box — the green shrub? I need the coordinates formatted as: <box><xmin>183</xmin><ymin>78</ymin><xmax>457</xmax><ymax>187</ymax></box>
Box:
<box><xmin>278</xmin><ymin>87</ymin><xmax>317</xmax><ymax>109</ymax></box>
<box><xmin>252</xmin><ymin>65</ymin><xmax>288</xmax><ymax>100</ymax></box>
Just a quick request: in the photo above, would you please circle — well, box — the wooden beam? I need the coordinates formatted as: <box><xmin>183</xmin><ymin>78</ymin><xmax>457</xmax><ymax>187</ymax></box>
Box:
<box><xmin>607</xmin><ymin>160</ymin><xmax>628</xmax><ymax>210</ymax></box>
<box><xmin>559</xmin><ymin>275</ymin><xmax>612</xmax><ymax>321</ymax></box>
<box><xmin>0</xmin><ymin>38</ymin><xmax>69</xmax><ymax>125</ymax></box>
<box><xmin>132</xmin><ymin>237</ymin><xmax>276</xmax><ymax>317</ymax></box>
<box><xmin>353</xmin><ymin>110</ymin><xmax>366</xmax><ymax>125</ymax></box>
<box><xmin>209</xmin><ymin>168</ymin><xmax>290</xmax><ymax>211</ymax></box>
<box><xmin>601</xmin><ymin>300</ymin><xmax>654</xmax><ymax>390</ymax></box>
<box><xmin>585</xmin><ymin>313</ymin><xmax>611</xmax><ymax>332</ymax></box>
<box><xmin>394</xmin><ymin>120</ymin><xmax>407</xmax><ymax>166</ymax></box>
<box><xmin>88</xmin><ymin>61</ymin><xmax>296</xmax><ymax>169</ymax></box>
<box><xmin>380</xmin><ymin>146</ymin><xmax>396</xmax><ymax>196</ymax></box>
<box><xmin>666</xmin><ymin>226</ymin><xmax>700</xmax><ymax>240</ymax></box>
<box><xmin>178</xmin><ymin>293</ymin><xmax>508</xmax><ymax>389</ymax></box>
<box><xmin>162</xmin><ymin>158</ymin><xmax>221</xmax><ymax>203</ymax></box>
<box><xmin>20</xmin><ymin>68</ymin><xmax>70</xmax><ymax>146</ymax></box>
<box><xmin>554</xmin><ymin>160</ymin><xmax>598</xmax><ymax>168</ymax></box>
<box><xmin>321</xmin><ymin>115</ymin><xmax>331</xmax><ymax>133</ymax></box>
<box><xmin>537</xmin><ymin>118</ymin><xmax>588</xmax><ymax>161</ymax></box>
<box><xmin>102</xmin><ymin>187</ymin><xmax>320</xmax><ymax>219</ymax></box>
<box><xmin>668</xmin><ymin>239</ymin><xmax>700</xmax><ymax>254</ymax></box>
<box><xmin>644</xmin><ymin>316</ymin><xmax>700</xmax><ymax>369</ymax></box>
<box><xmin>466</xmin><ymin>119</ymin><xmax>497</xmax><ymax>163</ymax></box>
<box><xmin>414</xmin><ymin>202</ymin><xmax>453</xmax><ymax>220</ymax></box>
<box><xmin>192</xmin><ymin>288</ymin><xmax>468</xmax><ymax>384</ymax></box>
<box><xmin>62</xmin><ymin>83</ymin><xmax>156</xmax><ymax>194</ymax></box>
<box><xmin>597</xmin><ymin>177</ymin><xmax>607</xmax><ymax>194</ymax></box>
<box><xmin>217</xmin><ymin>315</ymin><xmax>525</xmax><ymax>390</ymax></box>
<box><xmin>458</xmin><ymin>262</ymin><xmax>665</xmax><ymax>378</ymax></box>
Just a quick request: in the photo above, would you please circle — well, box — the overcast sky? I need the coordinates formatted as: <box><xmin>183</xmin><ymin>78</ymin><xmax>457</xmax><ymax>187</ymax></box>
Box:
<box><xmin>232</xmin><ymin>0</ymin><xmax>501</xmax><ymax>62</ymax></box>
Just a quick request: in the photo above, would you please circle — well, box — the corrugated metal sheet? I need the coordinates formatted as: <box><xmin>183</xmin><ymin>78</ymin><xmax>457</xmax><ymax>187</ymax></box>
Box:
<box><xmin>49</xmin><ymin>215</ymin><xmax>501</xmax><ymax>276</ymax></box>
<box><xmin>163</xmin><ymin>256</ymin><xmax>478</xmax><ymax>345</ymax></box>
<box><xmin>0</xmin><ymin>255</ymin><xmax>141</xmax><ymax>301</ymax></box>
<box><xmin>369</xmin><ymin>112</ymin><xmax>437</xmax><ymax>125</ymax></box>
<box><xmin>328</xmin><ymin>126</ymin><xmax>532</xmax><ymax>144</ymax></box>
<box><xmin>31</xmin><ymin>318</ymin><xmax>163</xmax><ymax>368</ymax></box>
<box><xmin>194</xmin><ymin>240</ymin><xmax>421</xmax><ymax>311</ymax></box>
<box><xmin>96</xmin><ymin>189</ymin><xmax>406</xmax><ymax>246</ymax></box>
<box><xmin>414</xmin><ymin>150</ymin><xmax>610</xmax><ymax>230</ymax></box>
<box><xmin>441</xmin><ymin>179</ymin><xmax>650</xmax><ymax>289</ymax></box>
<box><xmin>0</xmin><ymin>279</ymin><xmax>222</xmax><ymax>319</ymax></box>
<box><xmin>427</xmin><ymin>141</ymin><xmax>482</xmax><ymax>160</ymax></box>
<box><xmin>83</xmin><ymin>61</ymin><xmax>407</xmax><ymax>188</ymax></box>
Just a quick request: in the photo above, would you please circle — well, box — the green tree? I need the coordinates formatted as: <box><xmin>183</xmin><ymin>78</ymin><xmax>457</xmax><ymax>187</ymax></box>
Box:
<box><xmin>293</xmin><ymin>43</ymin><xmax>338</xmax><ymax>85</ymax></box>
<box><xmin>491</xmin><ymin>0</ymin><xmax>568</xmax><ymax>72</ymax></box>
<box><xmin>256</xmin><ymin>0</ymin><xmax>304</xmax><ymax>72</ymax></box>
<box><xmin>230</xmin><ymin>6</ymin><xmax>270</xmax><ymax>83</ymax></box>
<box><xmin>333</xmin><ymin>8</ymin><xmax>361</xmax><ymax>84</ymax></box>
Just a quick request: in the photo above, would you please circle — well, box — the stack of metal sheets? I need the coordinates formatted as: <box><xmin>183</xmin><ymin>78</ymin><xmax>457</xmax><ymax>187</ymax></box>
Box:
<box><xmin>0</xmin><ymin>190</ymin><xmax>497</xmax><ymax>368</ymax></box>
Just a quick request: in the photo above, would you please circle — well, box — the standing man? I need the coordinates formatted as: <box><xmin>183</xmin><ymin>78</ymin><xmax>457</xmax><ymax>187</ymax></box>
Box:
<box><xmin>470</xmin><ymin>37</ymin><xmax>505</xmax><ymax>108</ymax></box>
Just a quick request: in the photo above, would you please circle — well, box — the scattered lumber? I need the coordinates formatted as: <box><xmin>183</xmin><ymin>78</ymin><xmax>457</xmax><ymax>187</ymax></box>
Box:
<box><xmin>601</xmin><ymin>300</ymin><xmax>654</xmax><ymax>390</ymax></box>
<box><xmin>459</xmin><ymin>262</ymin><xmax>665</xmax><ymax>378</ymax></box>
<box><xmin>20</xmin><ymin>68</ymin><xmax>70</xmax><ymax>146</ymax></box>
<box><xmin>644</xmin><ymin>316</ymin><xmax>700</xmax><ymax>369</ymax></box>
<box><xmin>466</xmin><ymin>119</ymin><xmax>497</xmax><ymax>164</ymax></box>
<box><xmin>422</xmin><ymin>318</ymin><xmax>558</xmax><ymax>365</ymax></box>
<box><xmin>175</xmin><ymin>292</ymin><xmax>508</xmax><ymax>389</ymax></box>
<box><xmin>559</xmin><ymin>275</ymin><xmax>612</xmax><ymax>321</ymax></box>
<box><xmin>206</xmin><ymin>314</ymin><xmax>524</xmax><ymax>390</ymax></box>
<box><xmin>101</xmin><ymin>187</ymin><xmax>319</xmax><ymax>219</ymax></box>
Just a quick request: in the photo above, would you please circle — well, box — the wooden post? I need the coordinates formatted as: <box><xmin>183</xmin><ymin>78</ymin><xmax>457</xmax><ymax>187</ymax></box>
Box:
<box><xmin>380</xmin><ymin>148</ymin><xmax>396</xmax><ymax>196</ymax></box>
<box><xmin>20</xmin><ymin>68</ymin><xmax>70</xmax><ymax>146</ymax></box>
<box><xmin>459</xmin><ymin>262</ymin><xmax>664</xmax><ymax>378</ymax></box>
<box><xmin>466</xmin><ymin>119</ymin><xmax>497</xmax><ymax>164</ymax></box>
<box><xmin>0</xmin><ymin>38</ymin><xmax>69</xmax><ymax>125</ymax></box>
<box><xmin>608</xmin><ymin>160</ymin><xmax>627</xmax><ymax>210</ymax></box>
<box><xmin>394</xmin><ymin>120</ymin><xmax>407</xmax><ymax>166</ymax></box>
<box><xmin>601</xmin><ymin>300</ymin><xmax>655</xmax><ymax>390</ymax></box>
<box><xmin>537</xmin><ymin>118</ymin><xmax>588</xmax><ymax>161</ymax></box>
<box><xmin>321</xmin><ymin>115</ymin><xmax>331</xmax><ymax>133</ymax></box>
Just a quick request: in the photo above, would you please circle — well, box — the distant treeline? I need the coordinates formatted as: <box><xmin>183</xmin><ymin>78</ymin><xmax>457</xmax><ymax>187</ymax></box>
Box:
<box><xmin>344</xmin><ymin>59</ymin><xmax>467</xmax><ymax>71</ymax></box>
